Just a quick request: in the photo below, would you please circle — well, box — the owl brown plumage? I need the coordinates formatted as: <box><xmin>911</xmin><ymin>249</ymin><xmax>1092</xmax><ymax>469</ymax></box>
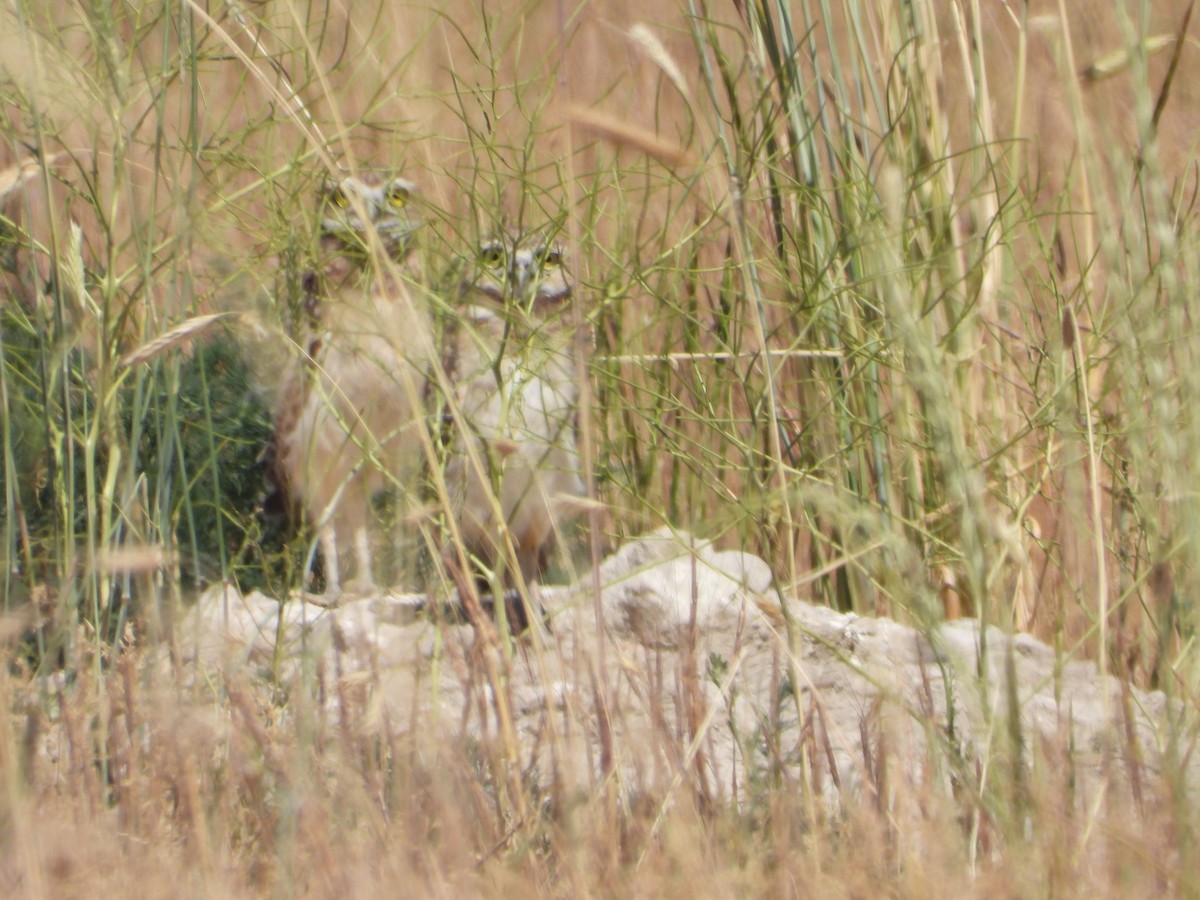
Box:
<box><xmin>272</xmin><ymin>173</ymin><xmax>434</xmax><ymax>595</ymax></box>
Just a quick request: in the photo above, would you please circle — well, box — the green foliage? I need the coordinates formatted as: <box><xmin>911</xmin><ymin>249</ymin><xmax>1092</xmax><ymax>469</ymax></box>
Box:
<box><xmin>1</xmin><ymin>298</ymin><xmax>282</xmax><ymax>627</ymax></box>
<box><xmin>0</xmin><ymin>302</ymin><xmax>97</xmax><ymax>583</ymax></box>
<box><xmin>132</xmin><ymin>333</ymin><xmax>278</xmax><ymax>592</ymax></box>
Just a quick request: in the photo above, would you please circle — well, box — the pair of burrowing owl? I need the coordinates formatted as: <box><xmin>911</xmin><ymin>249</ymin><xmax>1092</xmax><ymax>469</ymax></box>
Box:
<box><xmin>272</xmin><ymin>171</ymin><xmax>584</xmax><ymax>604</ymax></box>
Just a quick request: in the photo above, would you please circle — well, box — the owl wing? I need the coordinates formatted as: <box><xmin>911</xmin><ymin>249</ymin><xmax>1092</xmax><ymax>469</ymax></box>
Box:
<box><xmin>260</xmin><ymin>312</ymin><xmax>321</xmax><ymax>532</ymax></box>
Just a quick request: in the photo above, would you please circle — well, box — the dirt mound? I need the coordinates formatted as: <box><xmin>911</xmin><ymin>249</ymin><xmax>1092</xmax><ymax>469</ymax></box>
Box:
<box><xmin>183</xmin><ymin>529</ymin><xmax>1190</xmax><ymax>806</ymax></box>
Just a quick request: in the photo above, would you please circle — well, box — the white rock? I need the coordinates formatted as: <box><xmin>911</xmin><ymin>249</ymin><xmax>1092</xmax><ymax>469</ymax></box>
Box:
<box><xmin>177</xmin><ymin>531</ymin><xmax>1197</xmax><ymax>807</ymax></box>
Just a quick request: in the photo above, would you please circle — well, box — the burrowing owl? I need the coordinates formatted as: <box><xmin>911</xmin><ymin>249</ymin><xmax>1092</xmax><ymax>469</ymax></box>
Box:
<box><xmin>272</xmin><ymin>172</ymin><xmax>435</xmax><ymax>595</ymax></box>
<box><xmin>443</xmin><ymin>229</ymin><xmax>585</xmax><ymax>605</ymax></box>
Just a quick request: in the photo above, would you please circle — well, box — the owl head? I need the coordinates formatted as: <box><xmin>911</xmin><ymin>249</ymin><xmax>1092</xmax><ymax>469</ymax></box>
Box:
<box><xmin>468</xmin><ymin>229</ymin><xmax>572</xmax><ymax>312</ymax></box>
<box><xmin>318</xmin><ymin>173</ymin><xmax>420</xmax><ymax>266</ymax></box>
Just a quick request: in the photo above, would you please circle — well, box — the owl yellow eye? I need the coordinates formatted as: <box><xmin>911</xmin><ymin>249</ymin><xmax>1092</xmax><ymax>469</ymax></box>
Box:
<box><xmin>386</xmin><ymin>182</ymin><xmax>410</xmax><ymax>208</ymax></box>
<box><xmin>479</xmin><ymin>242</ymin><xmax>505</xmax><ymax>268</ymax></box>
<box><xmin>541</xmin><ymin>247</ymin><xmax>562</xmax><ymax>268</ymax></box>
<box><xmin>328</xmin><ymin>186</ymin><xmax>349</xmax><ymax>209</ymax></box>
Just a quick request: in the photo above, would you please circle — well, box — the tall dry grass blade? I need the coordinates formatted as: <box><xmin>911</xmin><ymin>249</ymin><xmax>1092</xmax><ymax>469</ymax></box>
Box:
<box><xmin>627</xmin><ymin>23</ymin><xmax>691</xmax><ymax>102</ymax></box>
<box><xmin>1082</xmin><ymin>34</ymin><xmax>1177</xmax><ymax>82</ymax></box>
<box><xmin>119</xmin><ymin>313</ymin><xmax>240</xmax><ymax>368</ymax></box>
<box><xmin>91</xmin><ymin>544</ymin><xmax>170</xmax><ymax>576</ymax></box>
<box><xmin>564</xmin><ymin>105</ymin><xmax>695</xmax><ymax>168</ymax></box>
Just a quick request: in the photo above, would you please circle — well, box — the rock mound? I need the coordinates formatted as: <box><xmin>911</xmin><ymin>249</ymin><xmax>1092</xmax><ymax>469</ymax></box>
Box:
<box><xmin>182</xmin><ymin>529</ymin><xmax>1192</xmax><ymax>805</ymax></box>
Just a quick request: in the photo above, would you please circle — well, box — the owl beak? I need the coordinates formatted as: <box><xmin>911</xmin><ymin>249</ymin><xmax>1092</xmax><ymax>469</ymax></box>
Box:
<box><xmin>508</xmin><ymin>256</ymin><xmax>537</xmax><ymax>304</ymax></box>
<box><xmin>376</xmin><ymin>216</ymin><xmax>421</xmax><ymax>255</ymax></box>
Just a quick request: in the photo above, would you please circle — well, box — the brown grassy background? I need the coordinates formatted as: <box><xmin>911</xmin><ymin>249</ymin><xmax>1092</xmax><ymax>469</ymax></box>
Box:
<box><xmin>3</xmin><ymin>0</ymin><xmax>1200</xmax><ymax>894</ymax></box>
<box><xmin>4</xmin><ymin>0</ymin><xmax>1199</xmax><ymax>681</ymax></box>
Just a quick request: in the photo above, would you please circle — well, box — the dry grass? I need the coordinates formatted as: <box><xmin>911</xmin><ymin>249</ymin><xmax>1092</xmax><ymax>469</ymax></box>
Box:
<box><xmin>2</xmin><ymin>0</ymin><xmax>1200</xmax><ymax>894</ymax></box>
<box><xmin>0</xmin><ymin>636</ymin><xmax>1189</xmax><ymax>898</ymax></box>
